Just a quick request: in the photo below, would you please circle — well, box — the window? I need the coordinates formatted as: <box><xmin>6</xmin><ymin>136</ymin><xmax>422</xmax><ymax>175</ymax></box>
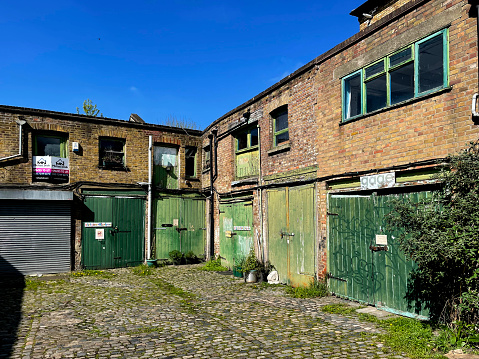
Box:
<box><xmin>99</xmin><ymin>137</ymin><xmax>125</xmax><ymax>169</ymax></box>
<box><xmin>271</xmin><ymin>106</ymin><xmax>288</xmax><ymax>146</ymax></box>
<box><xmin>203</xmin><ymin>146</ymin><xmax>211</xmax><ymax>170</ymax></box>
<box><xmin>236</xmin><ymin>127</ymin><xmax>258</xmax><ymax>152</ymax></box>
<box><xmin>154</xmin><ymin>145</ymin><xmax>178</xmax><ymax>189</ymax></box>
<box><xmin>342</xmin><ymin>29</ymin><xmax>448</xmax><ymax>122</ymax></box>
<box><xmin>235</xmin><ymin>126</ymin><xmax>259</xmax><ymax>178</ymax></box>
<box><xmin>34</xmin><ymin>134</ymin><xmax>68</xmax><ymax>157</ymax></box>
<box><xmin>185</xmin><ymin>146</ymin><xmax>197</xmax><ymax>178</ymax></box>
<box><xmin>33</xmin><ymin>133</ymin><xmax>69</xmax><ymax>183</ymax></box>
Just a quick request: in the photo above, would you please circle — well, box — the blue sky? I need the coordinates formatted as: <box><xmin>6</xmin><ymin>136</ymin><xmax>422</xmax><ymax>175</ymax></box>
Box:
<box><xmin>1</xmin><ymin>1</ymin><xmax>362</xmax><ymax>130</ymax></box>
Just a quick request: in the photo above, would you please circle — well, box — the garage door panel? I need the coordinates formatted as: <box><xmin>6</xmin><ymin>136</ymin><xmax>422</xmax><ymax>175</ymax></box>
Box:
<box><xmin>0</xmin><ymin>200</ymin><xmax>71</xmax><ymax>275</ymax></box>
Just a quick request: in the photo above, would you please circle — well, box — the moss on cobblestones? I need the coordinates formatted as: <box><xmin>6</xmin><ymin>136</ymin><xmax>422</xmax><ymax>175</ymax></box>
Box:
<box><xmin>4</xmin><ymin>265</ymin><xmax>416</xmax><ymax>358</ymax></box>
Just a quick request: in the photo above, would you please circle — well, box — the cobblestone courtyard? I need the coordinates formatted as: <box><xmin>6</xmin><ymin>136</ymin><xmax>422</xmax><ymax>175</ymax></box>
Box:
<box><xmin>1</xmin><ymin>265</ymin><xmax>409</xmax><ymax>358</ymax></box>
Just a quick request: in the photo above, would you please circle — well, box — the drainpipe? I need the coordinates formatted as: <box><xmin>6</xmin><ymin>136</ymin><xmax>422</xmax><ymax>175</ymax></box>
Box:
<box><xmin>257</xmin><ymin>123</ymin><xmax>264</xmax><ymax>263</ymax></box>
<box><xmin>473</xmin><ymin>5</ymin><xmax>479</xmax><ymax>117</ymax></box>
<box><xmin>208</xmin><ymin>129</ymin><xmax>218</xmax><ymax>260</ymax></box>
<box><xmin>147</xmin><ymin>135</ymin><xmax>153</xmax><ymax>260</ymax></box>
<box><xmin>0</xmin><ymin>119</ymin><xmax>26</xmax><ymax>162</ymax></box>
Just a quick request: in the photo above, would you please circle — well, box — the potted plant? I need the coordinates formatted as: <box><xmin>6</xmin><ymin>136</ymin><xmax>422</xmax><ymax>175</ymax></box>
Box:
<box><xmin>168</xmin><ymin>250</ymin><xmax>184</xmax><ymax>265</ymax></box>
<box><xmin>233</xmin><ymin>256</ymin><xmax>245</xmax><ymax>278</ymax></box>
<box><xmin>241</xmin><ymin>247</ymin><xmax>261</xmax><ymax>283</ymax></box>
<box><xmin>146</xmin><ymin>258</ymin><xmax>158</xmax><ymax>267</ymax></box>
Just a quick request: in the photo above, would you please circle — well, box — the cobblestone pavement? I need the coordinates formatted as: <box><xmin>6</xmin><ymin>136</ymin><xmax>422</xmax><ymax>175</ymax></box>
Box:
<box><xmin>1</xmin><ymin>265</ymin><xmax>410</xmax><ymax>358</ymax></box>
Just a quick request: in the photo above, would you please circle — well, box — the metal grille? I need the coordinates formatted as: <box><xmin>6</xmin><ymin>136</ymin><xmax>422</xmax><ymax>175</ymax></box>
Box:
<box><xmin>0</xmin><ymin>200</ymin><xmax>71</xmax><ymax>275</ymax></box>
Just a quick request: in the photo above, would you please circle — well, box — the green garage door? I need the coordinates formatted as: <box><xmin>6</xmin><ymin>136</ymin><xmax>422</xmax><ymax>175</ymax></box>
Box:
<box><xmin>328</xmin><ymin>191</ymin><xmax>430</xmax><ymax>318</ymax></box>
<box><xmin>267</xmin><ymin>185</ymin><xmax>316</xmax><ymax>287</ymax></box>
<box><xmin>219</xmin><ymin>199</ymin><xmax>254</xmax><ymax>269</ymax></box>
<box><xmin>154</xmin><ymin>194</ymin><xmax>205</xmax><ymax>259</ymax></box>
<box><xmin>82</xmin><ymin>196</ymin><xmax>145</xmax><ymax>269</ymax></box>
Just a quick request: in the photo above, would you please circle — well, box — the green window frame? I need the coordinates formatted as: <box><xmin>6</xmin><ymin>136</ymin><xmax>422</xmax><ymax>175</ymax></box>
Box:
<box><xmin>99</xmin><ymin>137</ymin><xmax>126</xmax><ymax>169</ymax></box>
<box><xmin>235</xmin><ymin>126</ymin><xmax>259</xmax><ymax>153</ymax></box>
<box><xmin>185</xmin><ymin>146</ymin><xmax>197</xmax><ymax>178</ymax></box>
<box><xmin>271</xmin><ymin>105</ymin><xmax>288</xmax><ymax>146</ymax></box>
<box><xmin>342</xmin><ymin>29</ymin><xmax>448</xmax><ymax>122</ymax></box>
<box><xmin>33</xmin><ymin>133</ymin><xmax>68</xmax><ymax>158</ymax></box>
<box><xmin>203</xmin><ymin>146</ymin><xmax>211</xmax><ymax>170</ymax></box>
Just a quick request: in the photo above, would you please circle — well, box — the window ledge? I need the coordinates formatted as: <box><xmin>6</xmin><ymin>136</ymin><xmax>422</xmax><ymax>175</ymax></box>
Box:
<box><xmin>98</xmin><ymin>165</ymin><xmax>130</xmax><ymax>172</ymax></box>
<box><xmin>268</xmin><ymin>143</ymin><xmax>291</xmax><ymax>156</ymax></box>
<box><xmin>340</xmin><ymin>86</ymin><xmax>452</xmax><ymax>126</ymax></box>
<box><xmin>185</xmin><ymin>177</ymin><xmax>200</xmax><ymax>182</ymax></box>
<box><xmin>232</xmin><ymin>178</ymin><xmax>258</xmax><ymax>187</ymax></box>
<box><xmin>236</xmin><ymin>145</ymin><xmax>259</xmax><ymax>155</ymax></box>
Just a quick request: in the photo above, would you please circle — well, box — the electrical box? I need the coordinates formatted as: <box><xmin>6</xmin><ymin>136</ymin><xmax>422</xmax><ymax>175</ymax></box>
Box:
<box><xmin>72</xmin><ymin>142</ymin><xmax>80</xmax><ymax>153</ymax></box>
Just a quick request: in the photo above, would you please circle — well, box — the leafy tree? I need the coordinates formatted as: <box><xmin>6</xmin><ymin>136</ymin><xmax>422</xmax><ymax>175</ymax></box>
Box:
<box><xmin>76</xmin><ymin>99</ymin><xmax>103</xmax><ymax>117</ymax></box>
<box><xmin>386</xmin><ymin>142</ymin><xmax>479</xmax><ymax>325</ymax></box>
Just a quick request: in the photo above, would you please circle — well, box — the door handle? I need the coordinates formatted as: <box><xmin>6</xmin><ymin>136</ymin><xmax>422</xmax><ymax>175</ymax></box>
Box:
<box><xmin>369</xmin><ymin>245</ymin><xmax>388</xmax><ymax>252</ymax></box>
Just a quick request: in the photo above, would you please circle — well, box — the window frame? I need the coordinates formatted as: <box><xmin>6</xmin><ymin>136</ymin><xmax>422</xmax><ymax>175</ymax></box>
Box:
<box><xmin>342</xmin><ymin>29</ymin><xmax>448</xmax><ymax>122</ymax></box>
<box><xmin>33</xmin><ymin>133</ymin><xmax>68</xmax><ymax>158</ymax></box>
<box><xmin>271</xmin><ymin>105</ymin><xmax>289</xmax><ymax>147</ymax></box>
<box><xmin>203</xmin><ymin>146</ymin><xmax>211</xmax><ymax>171</ymax></box>
<box><xmin>99</xmin><ymin>137</ymin><xmax>126</xmax><ymax>170</ymax></box>
<box><xmin>235</xmin><ymin>126</ymin><xmax>259</xmax><ymax>154</ymax></box>
<box><xmin>185</xmin><ymin>146</ymin><xmax>197</xmax><ymax>178</ymax></box>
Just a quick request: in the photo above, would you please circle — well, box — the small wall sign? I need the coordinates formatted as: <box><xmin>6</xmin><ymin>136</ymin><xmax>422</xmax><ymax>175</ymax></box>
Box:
<box><xmin>233</xmin><ymin>226</ymin><xmax>251</xmax><ymax>231</ymax></box>
<box><xmin>95</xmin><ymin>229</ymin><xmax>105</xmax><ymax>240</ymax></box>
<box><xmin>361</xmin><ymin>172</ymin><xmax>395</xmax><ymax>190</ymax></box>
<box><xmin>85</xmin><ymin>222</ymin><xmax>112</xmax><ymax>228</ymax></box>
<box><xmin>376</xmin><ymin>234</ymin><xmax>388</xmax><ymax>245</ymax></box>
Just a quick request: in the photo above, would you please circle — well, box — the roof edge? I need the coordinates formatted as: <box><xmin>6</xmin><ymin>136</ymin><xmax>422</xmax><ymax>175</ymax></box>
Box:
<box><xmin>203</xmin><ymin>0</ymin><xmax>429</xmax><ymax>134</ymax></box>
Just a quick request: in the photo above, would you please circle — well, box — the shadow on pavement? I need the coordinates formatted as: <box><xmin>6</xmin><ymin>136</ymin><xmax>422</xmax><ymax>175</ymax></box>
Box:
<box><xmin>0</xmin><ymin>256</ymin><xmax>25</xmax><ymax>358</ymax></box>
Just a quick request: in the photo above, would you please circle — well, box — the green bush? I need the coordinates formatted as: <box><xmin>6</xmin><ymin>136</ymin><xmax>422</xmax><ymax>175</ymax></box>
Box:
<box><xmin>168</xmin><ymin>250</ymin><xmax>184</xmax><ymax>264</ymax></box>
<box><xmin>199</xmin><ymin>258</ymin><xmax>228</xmax><ymax>271</ymax></box>
<box><xmin>185</xmin><ymin>251</ymin><xmax>199</xmax><ymax>264</ymax></box>
<box><xmin>286</xmin><ymin>277</ymin><xmax>328</xmax><ymax>298</ymax></box>
<box><xmin>387</xmin><ymin>141</ymin><xmax>479</xmax><ymax>327</ymax></box>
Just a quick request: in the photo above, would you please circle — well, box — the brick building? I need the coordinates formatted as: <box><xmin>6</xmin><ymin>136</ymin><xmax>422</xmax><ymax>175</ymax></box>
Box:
<box><xmin>1</xmin><ymin>0</ymin><xmax>478</xmax><ymax>317</ymax></box>
<box><xmin>201</xmin><ymin>0</ymin><xmax>479</xmax><ymax>317</ymax></box>
<box><xmin>0</xmin><ymin>105</ymin><xmax>203</xmax><ymax>274</ymax></box>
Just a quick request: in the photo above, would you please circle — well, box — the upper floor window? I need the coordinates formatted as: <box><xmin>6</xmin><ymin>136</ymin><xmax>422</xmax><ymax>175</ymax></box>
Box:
<box><xmin>342</xmin><ymin>29</ymin><xmax>448</xmax><ymax>122</ymax></box>
<box><xmin>99</xmin><ymin>137</ymin><xmax>125</xmax><ymax>169</ymax></box>
<box><xmin>203</xmin><ymin>146</ymin><xmax>211</xmax><ymax>171</ymax></box>
<box><xmin>33</xmin><ymin>133</ymin><xmax>69</xmax><ymax>183</ymax></box>
<box><xmin>271</xmin><ymin>105</ymin><xmax>288</xmax><ymax>146</ymax></box>
<box><xmin>154</xmin><ymin>145</ymin><xmax>178</xmax><ymax>189</ymax></box>
<box><xmin>236</xmin><ymin>127</ymin><xmax>258</xmax><ymax>152</ymax></box>
<box><xmin>235</xmin><ymin>126</ymin><xmax>259</xmax><ymax>179</ymax></box>
<box><xmin>185</xmin><ymin>146</ymin><xmax>197</xmax><ymax>178</ymax></box>
<box><xmin>34</xmin><ymin>134</ymin><xmax>68</xmax><ymax>157</ymax></box>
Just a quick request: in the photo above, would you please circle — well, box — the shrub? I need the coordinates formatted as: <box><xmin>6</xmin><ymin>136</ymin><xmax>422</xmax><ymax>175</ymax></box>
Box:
<box><xmin>199</xmin><ymin>258</ymin><xmax>228</xmax><ymax>271</ymax></box>
<box><xmin>168</xmin><ymin>250</ymin><xmax>184</xmax><ymax>264</ymax></box>
<box><xmin>386</xmin><ymin>141</ymin><xmax>479</xmax><ymax>328</ymax></box>
<box><xmin>286</xmin><ymin>277</ymin><xmax>328</xmax><ymax>298</ymax></box>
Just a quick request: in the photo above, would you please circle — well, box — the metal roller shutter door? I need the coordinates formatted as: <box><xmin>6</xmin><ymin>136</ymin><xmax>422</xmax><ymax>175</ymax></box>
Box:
<box><xmin>0</xmin><ymin>200</ymin><xmax>71</xmax><ymax>275</ymax></box>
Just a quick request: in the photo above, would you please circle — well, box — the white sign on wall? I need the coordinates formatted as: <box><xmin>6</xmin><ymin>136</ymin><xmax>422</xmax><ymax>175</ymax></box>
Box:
<box><xmin>360</xmin><ymin>172</ymin><xmax>395</xmax><ymax>190</ymax></box>
<box><xmin>95</xmin><ymin>229</ymin><xmax>105</xmax><ymax>240</ymax></box>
